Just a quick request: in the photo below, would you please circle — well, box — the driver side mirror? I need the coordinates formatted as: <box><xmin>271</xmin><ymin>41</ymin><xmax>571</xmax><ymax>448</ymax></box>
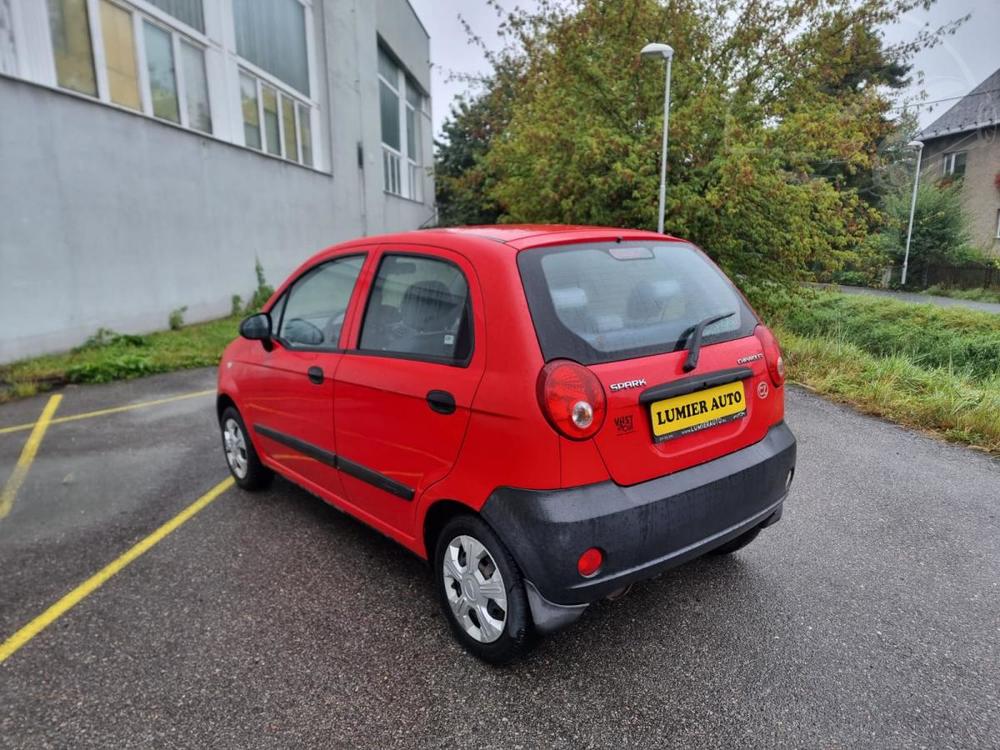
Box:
<box><xmin>239</xmin><ymin>312</ymin><xmax>273</xmax><ymax>350</ymax></box>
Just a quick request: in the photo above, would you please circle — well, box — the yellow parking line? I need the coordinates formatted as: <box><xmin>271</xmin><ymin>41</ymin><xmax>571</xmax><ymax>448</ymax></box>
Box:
<box><xmin>0</xmin><ymin>389</ymin><xmax>214</xmax><ymax>436</ymax></box>
<box><xmin>0</xmin><ymin>476</ymin><xmax>234</xmax><ymax>664</ymax></box>
<box><xmin>0</xmin><ymin>395</ymin><xmax>62</xmax><ymax>521</ymax></box>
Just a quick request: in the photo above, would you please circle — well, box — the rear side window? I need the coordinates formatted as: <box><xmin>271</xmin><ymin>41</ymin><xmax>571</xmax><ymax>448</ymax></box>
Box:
<box><xmin>359</xmin><ymin>254</ymin><xmax>473</xmax><ymax>364</ymax></box>
<box><xmin>276</xmin><ymin>255</ymin><xmax>365</xmax><ymax>349</ymax></box>
<box><xmin>518</xmin><ymin>241</ymin><xmax>756</xmax><ymax>365</ymax></box>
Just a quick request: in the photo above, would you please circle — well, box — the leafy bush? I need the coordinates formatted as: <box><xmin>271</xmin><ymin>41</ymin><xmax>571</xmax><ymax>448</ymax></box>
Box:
<box><xmin>781</xmin><ymin>292</ymin><xmax>1000</xmax><ymax>380</ymax></box>
<box><xmin>231</xmin><ymin>294</ymin><xmax>244</xmax><ymax>316</ymax></box>
<box><xmin>246</xmin><ymin>259</ymin><xmax>274</xmax><ymax>313</ymax></box>
<box><xmin>168</xmin><ymin>306</ymin><xmax>188</xmax><ymax>330</ymax></box>
<box><xmin>73</xmin><ymin>328</ymin><xmax>149</xmax><ymax>352</ymax></box>
<box><xmin>66</xmin><ymin>354</ymin><xmax>156</xmax><ymax>383</ymax></box>
<box><xmin>923</xmin><ymin>285</ymin><xmax>1000</xmax><ymax>304</ymax></box>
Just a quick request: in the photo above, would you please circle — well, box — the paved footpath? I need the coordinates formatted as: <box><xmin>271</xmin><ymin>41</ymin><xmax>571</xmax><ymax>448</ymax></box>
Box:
<box><xmin>0</xmin><ymin>370</ymin><xmax>997</xmax><ymax>748</ymax></box>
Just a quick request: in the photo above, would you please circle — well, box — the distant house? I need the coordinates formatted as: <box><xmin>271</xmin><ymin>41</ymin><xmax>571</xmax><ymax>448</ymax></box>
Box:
<box><xmin>917</xmin><ymin>67</ymin><xmax>1000</xmax><ymax>256</ymax></box>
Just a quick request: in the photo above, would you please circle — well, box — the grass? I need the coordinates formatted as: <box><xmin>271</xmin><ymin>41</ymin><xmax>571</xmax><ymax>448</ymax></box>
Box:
<box><xmin>776</xmin><ymin>289</ymin><xmax>1000</xmax><ymax>454</ymax></box>
<box><xmin>777</xmin><ymin>328</ymin><xmax>1000</xmax><ymax>454</ymax></box>
<box><xmin>781</xmin><ymin>291</ymin><xmax>1000</xmax><ymax>380</ymax></box>
<box><xmin>0</xmin><ymin>317</ymin><xmax>241</xmax><ymax>403</ymax></box>
<box><xmin>922</xmin><ymin>284</ymin><xmax>1000</xmax><ymax>305</ymax></box>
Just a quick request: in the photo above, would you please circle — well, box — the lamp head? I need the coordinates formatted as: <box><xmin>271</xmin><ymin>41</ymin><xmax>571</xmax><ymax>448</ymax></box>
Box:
<box><xmin>907</xmin><ymin>140</ymin><xmax>924</xmax><ymax>149</ymax></box>
<box><xmin>640</xmin><ymin>42</ymin><xmax>674</xmax><ymax>60</ymax></box>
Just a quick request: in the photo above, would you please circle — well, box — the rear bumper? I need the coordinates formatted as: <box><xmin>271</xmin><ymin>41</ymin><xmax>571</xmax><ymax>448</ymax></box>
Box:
<box><xmin>481</xmin><ymin>422</ymin><xmax>796</xmax><ymax>631</ymax></box>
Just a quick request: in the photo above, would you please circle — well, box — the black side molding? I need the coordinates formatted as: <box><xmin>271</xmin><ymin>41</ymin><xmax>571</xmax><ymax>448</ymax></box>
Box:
<box><xmin>337</xmin><ymin>457</ymin><xmax>415</xmax><ymax>501</ymax></box>
<box><xmin>254</xmin><ymin>424</ymin><xmax>337</xmax><ymax>468</ymax></box>
<box><xmin>252</xmin><ymin>423</ymin><xmax>414</xmax><ymax>501</ymax></box>
<box><xmin>639</xmin><ymin>367</ymin><xmax>753</xmax><ymax>405</ymax></box>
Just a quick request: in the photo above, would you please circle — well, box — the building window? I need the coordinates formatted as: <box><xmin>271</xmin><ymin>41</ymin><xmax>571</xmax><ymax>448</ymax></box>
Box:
<box><xmin>943</xmin><ymin>151</ymin><xmax>966</xmax><ymax>179</ymax></box>
<box><xmin>99</xmin><ymin>0</ymin><xmax>140</xmax><ymax>110</ymax></box>
<box><xmin>46</xmin><ymin>0</ymin><xmax>97</xmax><ymax>96</ymax></box>
<box><xmin>233</xmin><ymin>0</ymin><xmax>309</xmax><ymax>96</ymax></box>
<box><xmin>44</xmin><ymin>0</ymin><xmax>212</xmax><ymax>134</ymax></box>
<box><xmin>378</xmin><ymin>45</ymin><xmax>425</xmax><ymax>201</ymax></box>
<box><xmin>239</xmin><ymin>69</ymin><xmax>312</xmax><ymax>165</ymax></box>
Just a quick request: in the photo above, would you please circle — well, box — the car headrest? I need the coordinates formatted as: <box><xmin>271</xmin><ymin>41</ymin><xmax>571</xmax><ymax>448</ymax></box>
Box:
<box><xmin>626</xmin><ymin>279</ymin><xmax>680</xmax><ymax>322</ymax></box>
<box><xmin>550</xmin><ymin>287</ymin><xmax>588</xmax><ymax>311</ymax></box>
<box><xmin>400</xmin><ymin>280</ymin><xmax>460</xmax><ymax>331</ymax></box>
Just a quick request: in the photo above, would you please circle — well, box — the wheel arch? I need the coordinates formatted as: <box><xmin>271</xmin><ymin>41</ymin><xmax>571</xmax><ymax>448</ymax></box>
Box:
<box><xmin>421</xmin><ymin>499</ymin><xmax>477</xmax><ymax>560</ymax></box>
<box><xmin>216</xmin><ymin>393</ymin><xmax>238</xmax><ymax>423</ymax></box>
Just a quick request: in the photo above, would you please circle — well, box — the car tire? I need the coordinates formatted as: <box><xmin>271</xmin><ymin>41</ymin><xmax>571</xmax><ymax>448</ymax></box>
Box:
<box><xmin>220</xmin><ymin>406</ymin><xmax>273</xmax><ymax>491</ymax></box>
<box><xmin>433</xmin><ymin>514</ymin><xmax>534</xmax><ymax>665</ymax></box>
<box><xmin>708</xmin><ymin>526</ymin><xmax>761</xmax><ymax>556</ymax></box>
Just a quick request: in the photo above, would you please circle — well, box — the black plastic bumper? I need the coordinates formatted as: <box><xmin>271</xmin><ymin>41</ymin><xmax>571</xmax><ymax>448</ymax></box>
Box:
<box><xmin>481</xmin><ymin>422</ymin><xmax>796</xmax><ymax>613</ymax></box>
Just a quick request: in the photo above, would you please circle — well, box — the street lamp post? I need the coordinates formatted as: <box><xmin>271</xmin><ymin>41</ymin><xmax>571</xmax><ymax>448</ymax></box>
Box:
<box><xmin>641</xmin><ymin>42</ymin><xmax>674</xmax><ymax>235</ymax></box>
<box><xmin>901</xmin><ymin>139</ymin><xmax>924</xmax><ymax>287</ymax></box>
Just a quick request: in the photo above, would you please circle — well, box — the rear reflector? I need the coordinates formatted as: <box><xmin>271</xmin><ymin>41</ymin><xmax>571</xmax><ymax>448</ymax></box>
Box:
<box><xmin>577</xmin><ymin>547</ymin><xmax>604</xmax><ymax>578</ymax></box>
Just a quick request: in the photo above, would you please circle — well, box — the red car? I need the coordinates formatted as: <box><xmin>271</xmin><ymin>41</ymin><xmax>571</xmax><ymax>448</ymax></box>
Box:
<box><xmin>217</xmin><ymin>225</ymin><xmax>796</xmax><ymax>663</ymax></box>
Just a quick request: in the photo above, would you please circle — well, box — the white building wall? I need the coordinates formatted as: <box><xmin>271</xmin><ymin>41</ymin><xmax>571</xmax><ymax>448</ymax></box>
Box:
<box><xmin>0</xmin><ymin>0</ymin><xmax>434</xmax><ymax>363</ymax></box>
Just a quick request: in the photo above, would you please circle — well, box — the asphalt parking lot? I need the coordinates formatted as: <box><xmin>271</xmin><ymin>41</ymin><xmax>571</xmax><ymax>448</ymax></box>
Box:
<box><xmin>0</xmin><ymin>369</ymin><xmax>997</xmax><ymax>748</ymax></box>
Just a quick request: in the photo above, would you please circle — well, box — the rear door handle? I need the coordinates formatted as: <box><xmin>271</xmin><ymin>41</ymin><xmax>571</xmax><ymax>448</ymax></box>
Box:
<box><xmin>307</xmin><ymin>366</ymin><xmax>324</xmax><ymax>385</ymax></box>
<box><xmin>426</xmin><ymin>390</ymin><xmax>456</xmax><ymax>415</ymax></box>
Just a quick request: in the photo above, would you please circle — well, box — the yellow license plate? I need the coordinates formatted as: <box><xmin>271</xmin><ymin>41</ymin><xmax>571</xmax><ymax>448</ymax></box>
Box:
<box><xmin>649</xmin><ymin>380</ymin><xmax>747</xmax><ymax>442</ymax></box>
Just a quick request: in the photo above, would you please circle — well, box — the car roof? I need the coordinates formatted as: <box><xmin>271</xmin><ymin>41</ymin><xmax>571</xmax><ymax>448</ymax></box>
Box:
<box><xmin>345</xmin><ymin>225</ymin><xmax>683</xmax><ymax>254</ymax></box>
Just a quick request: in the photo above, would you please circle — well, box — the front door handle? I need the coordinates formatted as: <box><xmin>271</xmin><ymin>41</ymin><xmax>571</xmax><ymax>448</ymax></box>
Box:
<box><xmin>307</xmin><ymin>366</ymin><xmax>324</xmax><ymax>385</ymax></box>
<box><xmin>426</xmin><ymin>390</ymin><xmax>456</xmax><ymax>415</ymax></box>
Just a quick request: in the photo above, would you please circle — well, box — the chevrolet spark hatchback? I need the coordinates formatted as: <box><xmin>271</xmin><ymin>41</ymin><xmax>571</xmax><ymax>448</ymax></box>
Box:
<box><xmin>217</xmin><ymin>225</ymin><xmax>796</xmax><ymax>664</ymax></box>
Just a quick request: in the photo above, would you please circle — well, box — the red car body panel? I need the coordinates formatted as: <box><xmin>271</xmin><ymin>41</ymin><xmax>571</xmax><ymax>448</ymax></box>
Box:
<box><xmin>217</xmin><ymin>226</ymin><xmax>788</xmax><ymax>560</ymax></box>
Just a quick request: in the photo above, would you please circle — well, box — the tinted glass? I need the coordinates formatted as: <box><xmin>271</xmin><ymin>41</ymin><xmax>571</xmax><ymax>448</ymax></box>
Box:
<box><xmin>239</xmin><ymin>72</ymin><xmax>260</xmax><ymax>149</ymax></box>
<box><xmin>297</xmin><ymin>102</ymin><xmax>313</xmax><ymax>166</ymax></box>
<box><xmin>181</xmin><ymin>40</ymin><xmax>211</xmax><ymax>133</ymax></box>
<box><xmin>360</xmin><ymin>255</ymin><xmax>472</xmax><ymax>363</ymax></box>
<box><xmin>100</xmin><ymin>0</ymin><xmax>140</xmax><ymax>110</ymax></box>
<box><xmin>518</xmin><ymin>242</ymin><xmax>756</xmax><ymax>365</ymax></box>
<box><xmin>277</xmin><ymin>256</ymin><xmax>365</xmax><ymax>348</ymax></box>
<box><xmin>143</xmin><ymin>21</ymin><xmax>179</xmax><ymax>122</ymax></box>
<box><xmin>281</xmin><ymin>94</ymin><xmax>297</xmax><ymax>160</ymax></box>
<box><xmin>147</xmin><ymin>0</ymin><xmax>203</xmax><ymax>32</ymax></box>
<box><xmin>47</xmin><ymin>0</ymin><xmax>97</xmax><ymax>95</ymax></box>
<box><xmin>232</xmin><ymin>0</ymin><xmax>308</xmax><ymax>95</ymax></box>
<box><xmin>261</xmin><ymin>85</ymin><xmax>280</xmax><ymax>155</ymax></box>
<box><xmin>379</xmin><ymin>80</ymin><xmax>400</xmax><ymax>150</ymax></box>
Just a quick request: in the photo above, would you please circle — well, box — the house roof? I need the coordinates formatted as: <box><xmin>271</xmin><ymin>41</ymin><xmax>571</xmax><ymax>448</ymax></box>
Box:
<box><xmin>918</xmin><ymin>67</ymin><xmax>1000</xmax><ymax>141</ymax></box>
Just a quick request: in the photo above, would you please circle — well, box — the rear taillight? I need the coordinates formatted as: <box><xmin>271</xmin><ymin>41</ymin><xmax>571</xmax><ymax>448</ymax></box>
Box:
<box><xmin>754</xmin><ymin>324</ymin><xmax>786</xmax><ymax>387</ymax></box>
<box><xmin>537</xmin><ymin>360</ymin><xmax>607</xmax><ymax>440</ymax></box>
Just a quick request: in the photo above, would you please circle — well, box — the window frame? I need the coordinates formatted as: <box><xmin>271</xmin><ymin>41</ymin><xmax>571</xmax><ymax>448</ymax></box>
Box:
<box><xmin>269</xmin><ymin>253</ymin><xmax>368</xmax><ymax>353</ymax></box>
<box><xmin>942</xmin><ymin>151</ymin><xmax>967</xmax><ymax>178</ymax></box>
<box><xmin>239</xmin><ymin>66</ymin><xmax>312</xmax><ymax>164</ymax></box>
<box><xmin>377</xmin><ymin>44</ymin><xmax>426</xmax><ymax>201</ymax></box>
<box><xmin>354</xmin><ymin>252</ymin><xmax>476</xmax><ymax>368</ymax></box>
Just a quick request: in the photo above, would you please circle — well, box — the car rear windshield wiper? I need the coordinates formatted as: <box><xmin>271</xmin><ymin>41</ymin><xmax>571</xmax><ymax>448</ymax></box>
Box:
<box><xmin>682</xmin><ymin>311</ymin><xmax>735</xmax><ymax>372</ymax></box>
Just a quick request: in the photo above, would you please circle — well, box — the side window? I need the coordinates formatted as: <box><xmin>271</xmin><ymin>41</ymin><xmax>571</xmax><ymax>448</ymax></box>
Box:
<box><xmin>277</xmin><ymin>255</ymin><xmax>365</xmax><ymax>349</ymax></box>
<box><xmin>359</xmin><ymin>254</ymin><xmax>472</xmax><ymax>364</ymax></box>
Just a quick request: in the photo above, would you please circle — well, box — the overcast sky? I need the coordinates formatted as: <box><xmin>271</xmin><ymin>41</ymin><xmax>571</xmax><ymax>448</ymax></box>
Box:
<box><xmin>409</xmin><ymin>0</ymin><xmax>1000</xmax><ymax>139</ymax></box>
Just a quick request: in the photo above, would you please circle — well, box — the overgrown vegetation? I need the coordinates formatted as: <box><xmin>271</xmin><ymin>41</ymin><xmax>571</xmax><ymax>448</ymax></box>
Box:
<box><xmin>781</xmin><ymin>292</ymin><xmax>1000</xmax><ymax>380</ymax></box>
<box><xmin>776</xmin><ymin>290</ymin><xmax>1000</xmax><ymax>452</ymax></box>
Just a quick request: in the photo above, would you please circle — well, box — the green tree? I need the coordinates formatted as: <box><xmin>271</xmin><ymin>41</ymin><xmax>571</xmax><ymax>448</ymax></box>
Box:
<box><xmin>436</xmin><ymin>0</ymin><xmax>960</xmax><ymax>302</ymax></box>
<box><xmin>882</xmin><ymin>180</ymin><xmax>977</xmax><ymax>286</ymax></box>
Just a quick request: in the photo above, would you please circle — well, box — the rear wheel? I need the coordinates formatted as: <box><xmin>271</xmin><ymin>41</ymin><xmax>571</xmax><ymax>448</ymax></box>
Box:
<box><xmin>220</xmin><ymin>406</ymin><xmax>273</xmax><ymax>491</ymax></box>
<box><xmin>433</xmin><ymin>514</ymin><xmax>534</xmax><ymax>665</ymax></box>
<box><xmin>709</xmin><ymin>526</ymin><xmax>761</xmax><ymax>556</ymax></box>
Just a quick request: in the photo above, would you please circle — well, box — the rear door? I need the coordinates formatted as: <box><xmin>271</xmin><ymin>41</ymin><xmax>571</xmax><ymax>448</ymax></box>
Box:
<box><xmin>518</xmin><ymin>240</ymin><xmax>776</xmax><ymax>486</ymax></box>
<box><xmin>333</xmin><ymin>247</ymin><xmax>485</xmax><ymax>536</ymax></box>
<box><xmin>242</xmin><ymin>253</ymin><xmax>366</xmax><ymax>497</ymax></box>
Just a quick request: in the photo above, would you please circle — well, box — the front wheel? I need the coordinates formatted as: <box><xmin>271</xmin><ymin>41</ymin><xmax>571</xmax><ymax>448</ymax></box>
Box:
<box><xmin>220</xmin><ymin>406</ymin><xmax>273</xmax><ymax>491</ymax></box>
<box><xmin>433</xmin><ymin>515</ymin><xmax>534</xmax><ymax>665</ymax></box>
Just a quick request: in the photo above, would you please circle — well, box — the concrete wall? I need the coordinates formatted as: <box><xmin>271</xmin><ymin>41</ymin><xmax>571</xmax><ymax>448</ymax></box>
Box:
<box><xmin>921</xmin><ymin>126</ymin><xmax>1000</xmax><ymax>256</ymax></box>
<box><xmin>0</xmin><ymin>0</ymin><xmax>434</xmax><ymax>363</ymax></box>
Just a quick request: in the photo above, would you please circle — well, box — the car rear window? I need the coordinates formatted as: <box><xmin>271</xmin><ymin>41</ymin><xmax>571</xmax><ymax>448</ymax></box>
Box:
<box><xmin>517</xmin><ymin>241</ymin><xmax>757</xmax><ymax>365</ymax></box>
